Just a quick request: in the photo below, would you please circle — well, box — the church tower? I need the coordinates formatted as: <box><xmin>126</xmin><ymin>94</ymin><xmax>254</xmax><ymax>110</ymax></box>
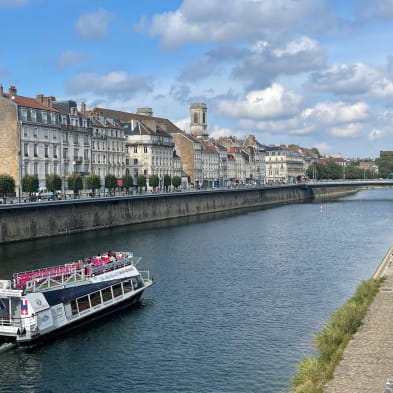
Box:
<box><xmin>190</xmin><ymin>103</ymin><xmax>208</xmax><ymax>138</ymax></box>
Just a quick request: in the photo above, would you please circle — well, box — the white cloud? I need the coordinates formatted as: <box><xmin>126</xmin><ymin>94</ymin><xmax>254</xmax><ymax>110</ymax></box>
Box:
<box><xmin>173</xmin><ymin>117</ymin><xmax>189</xmax><ymax>132</ymax></box>
<box><xmin>57</xmin><ymin>50</ymin><xmax>87</xmax><ymax>69</ymax></box>
<box><xmin>314</xmin><ymin>143</ymin><xmax>332</xmax><ymax>153</ymax></box>
<box><xmin>217</xmin><ymin>83</ymin><xmax>303</xmax><ymax>120</ymax></box>
<box><xmin>209</xmin><ymin>125</ymin><xmax>244</xmax><ymax>139</ymax></box>
<box><xmin>302</xmin><ymin>102</ymin><xmax>370</xmax><ymax>124</ymax></box>
<box><xmin>233</xmin><ymin>37</ymin><xmax>326</xmax><ymax>87</ymax></box>
<box><xmin>139</xmin><ymin>0</ymin><xmax>327</xmax><ymax>48</ymax></box>
<box><xmin>308</xmin><ymin>62</ymin><xmax>393</xmax><ymax>102</ymax></box>
<box><xmin>355</xmin><ymin>0</ymin><xmax>393</xmax><ymax>21</ymax></box>
<box><xmin>66</xmin><ymin>71</ymin><xmax>152</xmax><ymax>97</ymax></box>
<box><xmin>75</xmin><ymin>8</ymin><xmax>114</xmax><ymax>40</ymax></box>
<box><xmin>330</xmin><ymin>123</ymin><xmax>362</xmax><ymax>138</ymax></box>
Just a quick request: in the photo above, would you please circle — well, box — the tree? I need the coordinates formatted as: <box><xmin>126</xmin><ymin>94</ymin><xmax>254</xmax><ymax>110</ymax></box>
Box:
<box><xmin>172</xmin><ymin>175</ymin><xmax>181</xmax><ymax>189</ymax></box>
<box><xmin>68</xmin><ymin>174</ymin><xmax>83</xmax><ymax>196</ymax></box>
<box><xmin>22</xmin><ymin>174</ymin><xmax>39</xmax><ymax>196</ymax></box>
<box><xmin>122</xmin><ymin>173</ymin><xmax>133</xmax><ymax>194</ymax></box>
<box><xmin>0</xmin><ymin>174</ymin><xmax>15</xmax><ymax>202</ymax></box>
<box><xmin>148</xmin><ymin>174</ymin><xmax>159</xmax><ymax>190</ymax></box>
<box><xmin>163</xmin><ymin>174</ymin><xmax>171</xmax><ymax>191</ymax></box>
<box><xmin>137</xmin><ymin>175</ymin><xmax>146</xmax><ymax>192</ymax></box>
<box><xmin>46</xmin><ymin>174</ymin><xmax>61</xmax><ymax>193</ymax></box>
<box><xmin>105</xmin><ymin>174</ymin><xmax>117</xmax><ymax>194</ymax></box>
<box><xmin>86</xmin><ymin>174</ymin><xmax>101</xmax><ymax>195</ymax></box>
<box><xmin>376</xmin><ymin>151</ymin><xmax>393</xmax><ymax>178</ymax></box>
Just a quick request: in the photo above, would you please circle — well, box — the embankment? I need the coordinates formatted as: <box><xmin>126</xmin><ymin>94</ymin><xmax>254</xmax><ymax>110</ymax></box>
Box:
<box><xmin>0</xmin><ymin>185</ymin><xmax>357</xmax><ymax>244</ymax></box>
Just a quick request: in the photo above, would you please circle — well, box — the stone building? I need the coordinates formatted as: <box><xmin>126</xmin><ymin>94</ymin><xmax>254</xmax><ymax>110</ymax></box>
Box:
<box><xmin>0</xmin><ymin>85</ymin><xmax>64</xmax><ymax>194</ymax></box>
<box><xmin>190</xmin><ymin>103</ymin><xmax>208</xmax><ymax>138</ymax></box>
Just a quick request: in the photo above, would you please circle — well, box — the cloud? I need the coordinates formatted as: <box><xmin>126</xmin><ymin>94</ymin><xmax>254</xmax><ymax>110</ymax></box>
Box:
<box><xmin>314</xmin><ymin>143</ymin><xmax>332</xmax><ymax>153</ymax></box>
<box><xmin>368</xmin><ymin>128</ymin><xmax>385</xmax><ymax>140</ymax></box>
<box><xmin>173</xmin><ymin>117</ymin><xmax>189</xmax><ymax>132</ymax></box>
<box><xmin>308</xmin><ymin>62</ymin><xmax>393</xmax><ymax>102</ymax></box>
<box><xmin>209</xmin><ymin>125</ymin><xmax>243</xmax><ymax>139</ymax></box>
<box><xmin>330</xmin><ymin>123</ymin><xmax>362</xmax><ymax>138</ymax></box>
<box><xmin>75</xmin><ymin>8</ymin><xmax>114</xmax><ymax>40</ymax></box>
<box><xmin>302</xmin><ymin>102</ymin><xmax>370</xmax><ymax>124</ymax></box>
<box><xmin>66</xmin><ymin>71</ymin><xmax>152</xmax><ymax>97</ymax></box>
<box><xmin>233</xmin><ymin>37</ymin><xmax>326</xmax><ymax>87</ymax></box>
<box><xmin>138</xmin><ymin>0</ymin><xmax>328</xmax><ymax>48</ymax></box>
<box><xmin>57</xmin><ymin>50</ymin><xmax>87</xmax><ymax>69</ymax></box>
<box><xmin>178</xmin><ymin>57</ymin><xmax>220</xmax><ymax>82</ymax></box>
<box><xmin>217</xmin><ymin>83</ymin><xmax>303</xmax><ymax>120</ymax></box>
<box><xmin>0</xmin><ymin>0</ymin><xmax>28</xmax><ymax>6</ymax></box>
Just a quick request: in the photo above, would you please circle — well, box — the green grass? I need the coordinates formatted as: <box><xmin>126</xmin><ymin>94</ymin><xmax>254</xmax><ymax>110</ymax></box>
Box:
<box><xmin>291</xmin><ymin>278</ymin><xmax>383</xmax><ymax>393</ymax></box>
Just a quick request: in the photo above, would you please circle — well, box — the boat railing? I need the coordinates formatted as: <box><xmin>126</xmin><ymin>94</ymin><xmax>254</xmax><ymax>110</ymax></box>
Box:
<box><xmin>90</xmin><ymin>256</ymin><xmax>139</xmax><ymax>276</ymax></box>
<box><xmin>139</xmin><ymin>270</ymin><xmax>152</xmax><ymax>284</ymax></box>
<box><xmin>26</xmin><ymin>267</ymin><xmax>87</xmax><ymax>292</ymax></box>
<box><xmin>0</xmin><ymin>316</ymin><xmax>24</xmax><ymax>327</ymax></box>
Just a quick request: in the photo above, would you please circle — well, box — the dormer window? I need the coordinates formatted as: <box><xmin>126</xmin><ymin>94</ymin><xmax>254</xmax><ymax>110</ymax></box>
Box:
<box><xmin>41</xmin><ymin>111</ymin><xmax>47</xmax><ymax>123</ymax></box>
<box><xmin>31</xmin><ymin>110</ymin><xmax>36</xmax><ymax>122</ymax></box>
<box><xmin>21</xmin><ymin>108</ymin><xmax>27</xmax><ymax>121</ymax></box>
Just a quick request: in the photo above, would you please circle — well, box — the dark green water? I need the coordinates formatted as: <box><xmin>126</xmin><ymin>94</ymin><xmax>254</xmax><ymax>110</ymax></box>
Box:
<box><xmin>0</xmin><ymin>188</ymin><xmax>392</xmax><ymax>393</ymax></box>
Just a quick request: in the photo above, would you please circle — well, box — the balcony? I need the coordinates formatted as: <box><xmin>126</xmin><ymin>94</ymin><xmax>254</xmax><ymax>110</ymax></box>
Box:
<box><xmin>73</xmin><ymin>156</ymin><xmax>83</xmax><ymax>164</ymax></box>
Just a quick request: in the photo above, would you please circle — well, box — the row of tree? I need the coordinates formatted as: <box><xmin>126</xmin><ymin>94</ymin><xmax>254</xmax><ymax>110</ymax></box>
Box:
<box><xmin>306</xmin><ymin>162</ymin><xmax>376</xmax><ymax>180</ymax></box>
<box><xmin>0</xmin><ymin>173</ymin><xmax>183</xmax><ymax>198</ymax></box>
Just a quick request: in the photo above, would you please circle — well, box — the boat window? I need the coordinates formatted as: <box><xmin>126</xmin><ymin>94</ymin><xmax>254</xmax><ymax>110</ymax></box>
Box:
<box><xmin>132</xmin><ymin>276</ymin><xmax>141</xmax><ymax>290</ymax></box>
<box><xmin>77</xmin><ymin>296</ymin><xmax>90</xmax><ymax>312</ymax></box>
<box><xmin>123</xmin><ymin>280</ymin><xmax>132</xmax><ymax>293</ymax></box>
<box><xmin>112</xmin><ymin>283</ymin><xmax>123</xmax><ymax>297</ymax></box>
<box><xmin>90</xmin><ymin>291</ymin><xmax>102</xmax><ymax>307</ymax></box>
<box><xmin>101</xmin><ymin>287</ymin><xmax>113</xmax><ymax>302</ymax></box>
<box><xmin>71</xmin><ymin>300</ymin><xmax>78</xmax><ymax>315</ymax></box>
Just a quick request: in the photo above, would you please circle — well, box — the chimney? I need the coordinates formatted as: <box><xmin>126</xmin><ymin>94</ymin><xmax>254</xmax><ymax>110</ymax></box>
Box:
<box><xmin>36</xmin><ymin>94</ymin><xmax>44</xmax><ymax>104</ymax></box>
<box><xmin>81</xmin><ymin>102</ymin><xmax>86</xmax><ymax>114</ymax></box>
<box><xmin>8</xmin><ymin>86</ymin><xmax>17</xmax><ymax>97</ymax></box>
<box><xmin>0</xmin><ymin>84</ymin><xmax>3</xmax><ymax>95</ymax></box>
<box><xmin>137</xmin><ymin>107</ymin><xmax>153</xmax><ymax>117</ymax></box>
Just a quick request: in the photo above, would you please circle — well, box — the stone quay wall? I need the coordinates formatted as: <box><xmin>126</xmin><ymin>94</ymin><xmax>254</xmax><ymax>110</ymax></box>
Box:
<box><xmin>0</xmin><ymin>185</ymin><xmax>357</xmax><ymax>244</ymax></box>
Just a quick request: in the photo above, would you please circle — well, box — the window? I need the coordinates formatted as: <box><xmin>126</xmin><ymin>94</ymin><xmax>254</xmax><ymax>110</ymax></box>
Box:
<box><xmin>134</xmin><ymin>158</ymin><xmax>138</xmax><ymax>164</ymax></box>
<box><xmin>89</xmin><ymin>291</ymin><xmax>102</xmax><ymax>307</ymax></box>
<box><xmin>23</xmin><ymin>127</ymin><xmax>28</xmax><ymax>137</ymax></box>
<box><xmin>33</xmin><ymin>144</ymin><xmax>38</xmax><ymax>157</ymax></box>
<box><xmin>203</xmin><ymin>112</ymin><xmax>206</xmax><ymax>123</ymax></box>
<box><xmin>144</xmin><ymin>146</ymin><xmax>148</xmax><ymax>153</ymax></box>
<box><xmin>101</xmin><ymin>287</ymin><xmax>113</xmax><ymax>302</ymax></box>
<box><xmin>33</xmin><ymin>127</ymin><xmax>38</xmax><ymax>138</ymax></box>
<box><xmin>112</xmin><ymin>284</ymin><xmax>123</xmax><ymax>297</ymax></box>
<box><xmin>63</xmin><ymin>133</ymin><xmax>68</xmax><ymax>143</ymax></box>
<box><xmin>41</xmin><ymin>111</ymin><xmax>47</xmax><ymax>123</ymax></box>
<box><xmin>51</xmin><ymin>113</ymin><xmax>56</xmax><ymax>125</ymax></box>
<box><xmin>84</xmin><ymin>149</ymin><xmax>89</xmax><ymax>161</ymax></box>
<box><xmin>33</xmin><ymin>162</ymin><xmax>38</xmax><ymax>175</ymax></box>
<box><xmin>193</xmin><ymin>112</ymin><xmax>198</xmax><ymax>124</ymax></box>
<box><xmin>44</xmin><ymin>145</ymin><xmax>49</xmax><ymax>158</ymax></box>
<box><xmin>31</xmin><ymin>110</ymin><xmax>36</xmax><ymax>122</ymax></box>
<box><xmin>74</xmin><ymin>134</ymin><xmax>79</xmax><ymax>145</ymax></box>
<box><xmin>53</xmin><ymin>145</ymin><xmax>57</xmax><ymax>158</ymax></box>
<box><xmin>23</xmin><ymin>143</ymin><xmax>28</xmax><ymax>157</ymax></box>
<box><xmin>53</xmin><ymin>130</ymin><xmax>57</xmax><ymax>139</ymax></box>
<box><xmin>44</xmin><ymin>162</ymin><xmax>48</xmax><ymax>176</ymax></box>
<box><xmin>134</xmin><ymin>146</ymin><xmax>137</xmax><ymax>153</ymax></box>
<box><xmin>44</xmin><ymin>129</ymin><xmax>49</xmax><ymax>139</ymax></box>
<box><xmin>123</xmin><ymin>280</ymin><xmax>133</xmax><ymax>293</ymax></box>
<box><xmin>77</xmin><ymin>296</ymin><xmax>90</xmax><ymax>312</ymax></box>
<box><xmin>63</xmin><ymin>147</ymin><xmax>68</xmax><ymax>159</ymax></box>
<box><xmin>21</xmin><ymin>109</ymin><xmax>27</xmax><ymax>121</ymax></box>
<box><xmin>54</xmin><ymin>162</ymin><xmax>58</xmax><ymax>175</ymax></box>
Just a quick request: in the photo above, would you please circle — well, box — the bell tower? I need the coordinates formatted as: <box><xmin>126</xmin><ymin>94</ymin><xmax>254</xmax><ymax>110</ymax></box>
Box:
<box><xmin>190</xmin><ymin>103</ymin><xmax>208</xmax><ymax>138</ymax></box>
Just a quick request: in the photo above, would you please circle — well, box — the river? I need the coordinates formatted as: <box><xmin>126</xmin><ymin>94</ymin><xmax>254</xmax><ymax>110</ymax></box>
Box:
<box><xmin>0</xmin><ymin>188</ymin><xmax>392</xmax><ymax>393</ymax></box>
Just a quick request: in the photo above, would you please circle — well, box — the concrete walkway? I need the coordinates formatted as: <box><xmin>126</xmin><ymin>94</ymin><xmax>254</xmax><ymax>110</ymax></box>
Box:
<box><xmin>324</xmin><ymin>249</ymin><xmax>393</xmax><ymax>393</ymax></box>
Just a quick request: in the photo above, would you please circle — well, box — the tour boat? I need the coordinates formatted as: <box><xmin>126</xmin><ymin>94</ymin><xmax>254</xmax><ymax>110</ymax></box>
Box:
<box><xmin>0</xmin><ymin>251</ymin><xmax>153</xmax><ymax>345</ymax></box>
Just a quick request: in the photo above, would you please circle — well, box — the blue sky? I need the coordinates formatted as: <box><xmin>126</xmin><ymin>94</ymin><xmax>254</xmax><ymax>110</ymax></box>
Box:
<box><xmin>2</xmin><ymin>0</ymin><xmax>393</xmax><ymax>158</ymax></box>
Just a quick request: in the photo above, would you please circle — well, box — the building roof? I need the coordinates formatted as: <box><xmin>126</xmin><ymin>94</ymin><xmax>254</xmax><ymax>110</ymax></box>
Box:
<box><xmin>92</xmin><ymin>107</ymin><xmax>185</xmax><ymax>135</ymax></box>
<box><xmin>1</xmin><ymin>93</ymin><xmax>62</xmax><ymax>112</ymax></box>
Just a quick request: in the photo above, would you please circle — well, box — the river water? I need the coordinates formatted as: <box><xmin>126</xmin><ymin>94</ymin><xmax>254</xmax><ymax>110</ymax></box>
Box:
<box><xmin>0</xmin><ymin>188</ymin><xmax>392</xmax><ymax>393</ymax></box>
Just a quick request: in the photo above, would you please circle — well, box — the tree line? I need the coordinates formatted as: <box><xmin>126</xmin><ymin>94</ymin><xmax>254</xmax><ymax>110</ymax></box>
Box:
<box><xmin>306</xmin><ymin>161</ymin><xmax>376</xmax><ymax>180</ymax></box>
<box><xmin>0</xmin><ymin>173</ymin><xmax>183</xmax><ymax>200</ymax></box>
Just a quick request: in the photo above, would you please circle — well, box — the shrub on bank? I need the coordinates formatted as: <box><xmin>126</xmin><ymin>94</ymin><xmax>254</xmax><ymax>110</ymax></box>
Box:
<box><xmin>291</xmin><ymin>278</ymin><xmax>383</xmax><ymax>393</ymax></box>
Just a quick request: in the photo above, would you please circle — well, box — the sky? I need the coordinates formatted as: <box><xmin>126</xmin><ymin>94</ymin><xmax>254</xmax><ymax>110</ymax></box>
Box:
<box><xmin>2</xmin><ymin>0</ymin><xmax>393</xmax><ymax>158</ymax></box>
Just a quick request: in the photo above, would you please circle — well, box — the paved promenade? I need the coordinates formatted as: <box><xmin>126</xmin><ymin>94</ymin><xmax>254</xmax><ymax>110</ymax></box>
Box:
<box><xmin>324</xmin><ymin>249</ymin><xmax>393</xmax><ymax>393</ymax></box>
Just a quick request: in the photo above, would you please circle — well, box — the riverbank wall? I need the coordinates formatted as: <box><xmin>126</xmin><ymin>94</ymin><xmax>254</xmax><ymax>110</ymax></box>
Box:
<box><xmin>0</xmin><ymin>185</ymin><xmax>357</xmax><ymax>244</ymax></box>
